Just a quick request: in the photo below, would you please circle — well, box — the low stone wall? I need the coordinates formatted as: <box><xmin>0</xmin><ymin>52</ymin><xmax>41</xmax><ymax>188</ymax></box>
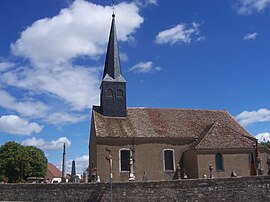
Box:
<box><xmin>0</xmin><ymin>176</ymin><xmax>270</xmax><ymax>201</ymax></box>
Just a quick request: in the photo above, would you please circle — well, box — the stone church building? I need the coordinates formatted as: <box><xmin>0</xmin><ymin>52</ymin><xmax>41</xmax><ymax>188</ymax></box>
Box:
<box><xmin>89</xmin><ymin>14</ymin><xmax>270</xmax><ymax>182</ymax></box>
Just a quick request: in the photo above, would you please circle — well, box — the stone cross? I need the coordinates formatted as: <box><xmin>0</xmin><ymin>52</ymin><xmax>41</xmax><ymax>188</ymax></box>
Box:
<box><xmin>129</xmin><ymin>148</ymin><xmax>135</xmax><ymax>181</ymax></box>
<box><xmin>209</xmin><ymin>164</ymin><xmax>213</xmax><ymax>178</ymax></box>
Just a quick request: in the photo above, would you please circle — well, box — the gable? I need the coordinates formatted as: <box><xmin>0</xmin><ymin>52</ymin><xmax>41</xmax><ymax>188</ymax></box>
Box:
<box><xmin>193</xmin><ymin>122</ymin><xmax>255</xmax><ymax>150</ymax></box>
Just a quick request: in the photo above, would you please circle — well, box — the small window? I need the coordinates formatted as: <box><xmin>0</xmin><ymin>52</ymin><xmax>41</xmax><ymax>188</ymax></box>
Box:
<box><xmin>116</xmin><ymin>89</ymin><xmax>124</xmax><ymax>97</ymax></box>
<box><xmin>215</xmin><ymin>153</ymin><xmax>224</xmax><ymax>171</ymax></box>
<box><xmin>164</xmin><ymin>149</ymin><xmax>174</xmax><ymax>171</ymax></box>
<box><xmin>120</xmin><ymin>149</ymin><xmax>130</xmax><ymax>172</ymax></box>
<box><xmin>106</xmin><ymin>89</ymin><xmax>113</xmax><ymax>97</ymax></box>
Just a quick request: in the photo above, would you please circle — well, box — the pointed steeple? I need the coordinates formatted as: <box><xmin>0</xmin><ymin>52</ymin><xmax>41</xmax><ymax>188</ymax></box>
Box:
<box><xmin>103</xmin><ymin>14</ymin><xmax>125</xmax><ymax>82</ymax></box>
<box><xmin>100</xmin><ymin>14</ymin><xmax>127</xmax><ymax>117</ymax></box>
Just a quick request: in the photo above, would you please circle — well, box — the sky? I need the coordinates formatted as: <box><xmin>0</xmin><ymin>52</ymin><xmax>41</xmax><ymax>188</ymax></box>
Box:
<box><xmin>0</xmin><ymin>0</ymin><xmax>270</xmax><ymax>175</ymax></box>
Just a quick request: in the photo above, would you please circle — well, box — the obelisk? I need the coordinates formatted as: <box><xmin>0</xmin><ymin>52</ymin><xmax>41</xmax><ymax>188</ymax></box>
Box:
<box><xmin>61</xmin><ymin>143</ymin><xmax>66</xmax><ymax>183</ymax></box>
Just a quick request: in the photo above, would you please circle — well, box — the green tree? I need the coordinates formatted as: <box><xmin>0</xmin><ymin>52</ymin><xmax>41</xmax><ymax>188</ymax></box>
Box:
<box><xmin>260</xmin><ymin>141</ymin><xmax>270</xmax><ymax>149</ymax></box>
<box><xmin>0</xmin><ymin>141</ymin><xmax>47</xmax><ymax>183</ymax></box>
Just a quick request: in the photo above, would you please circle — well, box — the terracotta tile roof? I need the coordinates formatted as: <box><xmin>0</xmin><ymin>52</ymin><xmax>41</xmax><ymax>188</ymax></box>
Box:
<box><xmin>46</xmin><ymin>163</ymin><xmax>62</xmax><ymax>179</ymax></box>
<box><xmin>92</xmin><ymin>106</ymin><xmax>254</xmax><ymax>141</ymax></box>
<box><xmin>192</xmin><ymin>122</ymin><xmax>255</xmax><ymax>149</ymax></box>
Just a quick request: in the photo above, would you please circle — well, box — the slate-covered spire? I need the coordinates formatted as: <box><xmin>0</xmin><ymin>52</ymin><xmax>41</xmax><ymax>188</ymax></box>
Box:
<box><xmin>102</xmin><ymin>14</ymin><xmax>125</xmax><ymax>82</ymax></box>
<box><xmin>100</xmin><ymin>14</ymin><xmax>127</xmax><ymax>117</ymax></box>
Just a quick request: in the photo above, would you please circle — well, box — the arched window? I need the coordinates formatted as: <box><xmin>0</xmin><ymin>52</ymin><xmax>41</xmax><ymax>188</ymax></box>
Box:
<box><xmin>116</xmin><ymin>89</ymin><xmax>124</xmax><ymax>97</ymax></box>
<box><xmin>215</xmin><ymin>153</ymin><xmax>224</xmax><ymax>171</ymax></box>
<box><xmin>164</xmin><ymin>149</ymin><xmax>174</xmax><ymax>171</ymax></box>
<box><xmin>105</xmin><ymin>88</ymin><xmax>113</xmax><ymax>97</ymax></box>
<box><xmin>119</xmin><ymin>149</ymin><xmax>130</xmax><ymax>172</ymax></box>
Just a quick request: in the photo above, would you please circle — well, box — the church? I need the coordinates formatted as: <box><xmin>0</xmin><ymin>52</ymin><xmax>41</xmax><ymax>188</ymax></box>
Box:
<box><xmin>89</xmin><ymin>14</ymin><xmax>270</xmax><ymax>182</ymax></box>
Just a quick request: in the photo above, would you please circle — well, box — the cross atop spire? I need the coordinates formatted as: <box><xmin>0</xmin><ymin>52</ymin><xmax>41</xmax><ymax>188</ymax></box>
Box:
<box><xmin>112</xmin><ymin>0</ymin><xmax>115</xmax><ymax>16</ymax></box>
<box><xmin>102</xmin><ymin>13</ymin><xmax>125</xmax><ymax>82</ymax></box>
<box><xmin>100</xmin><ymin>10</ymin><xmax>127</xmax><ymax>117</ymax></box>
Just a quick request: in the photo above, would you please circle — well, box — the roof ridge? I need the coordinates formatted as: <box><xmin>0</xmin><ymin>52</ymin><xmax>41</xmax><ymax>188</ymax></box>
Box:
<box><xmin>126</xmin><ymin>107</ymin><xmax>226</xmax><ymax>112</ymax></box>
<box><xmin>223</xmin><ymin>110</ymin><xmax>256</xmax><ymax>140</ymax></box>
<box><xmin>47</xmin><ymin>163</ymin><xmax>61</xmax><ymax>177</ymax></box>
<box><xmin>193</xmin><ymin>122</ymin><xmax>217</xmax><ymax>149</ymax></box>
<box><xmin>194</xmin><ymin>121</ymin><xmax>255</xmax><ymax>150</ymax></box>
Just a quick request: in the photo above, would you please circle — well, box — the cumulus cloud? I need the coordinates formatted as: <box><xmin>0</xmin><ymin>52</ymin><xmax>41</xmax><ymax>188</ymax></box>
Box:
<box><xmin>0</xmin><ymin>89</ymin><xmax>49</xmax><ymax>117</ymax></box>
<box><xmin>135</xmin><ymin>0</ymin><xmax>158</xmax><ymax>7</ymax></box>
<box><xmin>11</xmin><ymin>0</ymin><xmax>143</xmax><ymax>66</ymax></box>
<box><xmin>236</xmin><ymin>108</ymin><xmax>270</xmax><ymax>126</ymax></box>
<box><xmin>0</xmin><ymin>115</ymin><xmax>43</xmax><ymax>135</ymax></box>
<box><xmin>256</xmin><ymin>132</ymin><xmax>270</xmax><ymax>143</ymax></box>
<box><xmin>46</xmin><ymin>112</ymin><xmax>87</xmax><ymax>125</ymax></box>
<box><xmin>2</xmin><ymin>64</ymin><xmax>100</xmax><ymax>110</ymax></box>
<box><xmin>243</xmin><ymin>32</ymin><xmax>258</xmax><ymax>40</ymax></box>
<box><xmin>235</xmin><ymin>0</ymin><xmax>270</xmax><ymax>15</ymax></box>
<box><xmin>120</xmin><ymin>52</ymin><xmax>129</xmax><ymax>62</ymax></box>
<box><xmin>66</xmin><ymin>155</ymin><xmax>89</xmax><ymax>175</ymax></box>
<box><xmin>155</xmin><ymin>22</ymin><xmax>202</xmax><ymax>45</ymax></box>
<box><xmin>0</xmin><ymin>61</ymin><xmax>15</xmax><ymax>72</ymax></box>
<box><xmin>129</xmin><ymin>61</ymin><xmax>161</xmax><ymax>73</ymax></box>
<box><xmin>22</xmin><ymin>136</ymin><xmax>71</xmax><ymax>150</ymax></box>
<box><xmin>0</xmin><ymin>0</ymin><xmax>144</xmax><ymax>121</ymax></box>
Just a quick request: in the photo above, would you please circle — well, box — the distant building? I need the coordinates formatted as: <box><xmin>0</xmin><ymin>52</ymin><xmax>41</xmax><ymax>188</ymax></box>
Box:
<box><xmin>89</xmin><ymin>14</ymin><xmax>270</xmax><ymax>182</ymax></box>
<box><xmin>45</xmin><ymin>163</ymin><xmax>62</xmax><ymax>183</ymax></box>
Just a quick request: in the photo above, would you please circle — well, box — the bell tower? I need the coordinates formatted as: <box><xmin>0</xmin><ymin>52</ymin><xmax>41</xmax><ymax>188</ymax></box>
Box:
<box><xmin>100</xmin><ymin>14</ymin><xmax>126</xmax><ymax>117</ymax></box>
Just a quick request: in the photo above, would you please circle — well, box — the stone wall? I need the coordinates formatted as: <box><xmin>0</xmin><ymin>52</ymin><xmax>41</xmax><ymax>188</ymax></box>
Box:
<box><xmin>0</xmin><ymin>176</ymin><xmax>270</xmax><ymax>201</ymax></box>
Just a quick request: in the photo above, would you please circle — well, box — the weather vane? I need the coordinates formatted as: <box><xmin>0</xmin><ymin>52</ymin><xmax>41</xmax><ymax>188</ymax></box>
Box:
<box><xmin>112</xmin><ymin>0</ymin><xmax>115</xmax><ymax>16</ymax></box>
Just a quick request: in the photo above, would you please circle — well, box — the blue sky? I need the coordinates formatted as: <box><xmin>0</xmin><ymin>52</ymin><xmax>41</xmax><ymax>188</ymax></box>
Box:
<box><xmin>1</xmin><ymin>0</ymin><xmax>270</xmax><ymax>174</ymax></box>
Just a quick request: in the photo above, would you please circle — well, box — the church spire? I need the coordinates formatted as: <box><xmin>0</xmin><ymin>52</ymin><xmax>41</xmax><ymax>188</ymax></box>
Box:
<box><xmin>102</xmin><ymin>14</ymin><xmax>125</xmax><ymax>82</ymax></box>
<box><xmin>100</xmin><ymin>13</ymin><xmax>127</xmax><ymax>117</ymax></box>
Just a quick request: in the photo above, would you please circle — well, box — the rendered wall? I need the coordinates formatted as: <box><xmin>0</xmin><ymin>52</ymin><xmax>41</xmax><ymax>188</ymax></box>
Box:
<box><xmin>96</xmin><ymin>139</ymin><xmax>189</xmax><ymax>182</ymax></box>
<box><xmin>197</xmin><ymin>152</ymin><xmax>251</xmax><ymax>178</ymax></box>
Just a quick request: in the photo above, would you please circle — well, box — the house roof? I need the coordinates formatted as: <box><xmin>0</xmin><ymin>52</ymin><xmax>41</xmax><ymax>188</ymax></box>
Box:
<box><xmin>192</xmin><ymin>122</ymin><xmax>255</xmax><ymax>150</ymax></box>
<box><xmin>92</xmin><ymin>106</ymin><xmax>254</xmax><ymax>142</ymax></box>
<box><xmin>46</xmin><ymin>163</ymin><xmax>62</xmax><ymax>179</ymax></box>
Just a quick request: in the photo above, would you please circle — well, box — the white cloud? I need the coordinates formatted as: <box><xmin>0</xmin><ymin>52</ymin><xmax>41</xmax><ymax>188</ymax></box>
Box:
<box><xmin>235</xmin><ymin>0</ymin><xmax>270</xmax><ymax>15</ymax></box>
<box><xmin>256</xmin><ymin>132</ymin><xmax>270</xmax><ymax>143</ymax></box>
<box><xmin>2</xmin><ymin>64</ymin><xmax>100</xmax><ymax>110</ymax></box>
<box><xmin>65</xmin><ymin>154</ymin><xmax>89</xmax><ymax>175</ymax></box>
<box><xmin>243</xmin><ymin>32</ymin><xmax>258</xmax><ymax>40</ymax></box>
<box><xmin>120</xmin><ymin>52</ymin><xmax>129</xmax><ymax>62</ymax></box>
<box><xmin>148</xmin><ymin>0</ymin><xmax>158</xmax><ymax>5</ymax></box>
<box><xmin>236</xmin><ymin>108</ymin><xmax>270</xmax><ymax>126</ymax></box>
<box><xmin>0</xmin><ymin>61</ymin><xmax>15</xmax><ymax>72</ymax></box>
<box><xmin>155</xmin><ymin>22</ymin><xmax>202</xmax><ymax>45</ymax></box>
<box><xmin>67</xmin><ymin>155</ymin><xmax>89</xmax><ymax>175</ymax></box>
<box><xmin>11</xmin><ymin>0</ymin><xmax>143</xmax><ymax>66</ymax></box>
<box><xmin>135</xmin><ymin>0</ymin><xmax>158</xmax><ymax>6</ymax></box>
<box><xmin>0</xmin><ymin>89</ymin><xmax>49</xmax><ymax>117</ymax></box>
<box><xmin>129</xmin><ymin>61</ymin><xmax>162</xmax><ymax>73</ymax></box>
<box><xmin>0</xmin><ymin>89</ymin><xmax>88</xmax><ymax>125</ymax></box>
<box><xmin>46</xmin><ymin>112</ymin><xmax>87</xmax><ymax>125</ymax></box>
<box><xmin>75</xmin><ymin>155</ymin><xmax>89</xmax><ymax>174</ymax></box>
<box><xmin>75</xmin><ymin>154</ymin><xmax>89</xmax><ymax>162</ymax></box>
<box><xmin>0</xmin><ymin>115</ymin><xmax>43</xmax><ymax>135</ymax></box>
<box><xmin>1</xmin><ymin>0</ymin><xmax>144</xmax><ymax>118</ymax></box>
<box><xmin>22</xmin><ymin>136</ymin><xmax>71</xmax><ymax>150</ymax></box>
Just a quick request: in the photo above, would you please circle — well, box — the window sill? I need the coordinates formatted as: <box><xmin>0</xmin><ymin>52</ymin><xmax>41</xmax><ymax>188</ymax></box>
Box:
<box><xmin>164</xmin><ymin>170</ymin><xmax>175</xmax><ymax>172</ymax></box>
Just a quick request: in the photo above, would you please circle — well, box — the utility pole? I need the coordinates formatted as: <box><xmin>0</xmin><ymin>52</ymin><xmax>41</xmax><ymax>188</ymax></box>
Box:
<box><xmin>61</xmin><ymin>143</ymin><xmax>66</xmax><ymax>183</ymax></box>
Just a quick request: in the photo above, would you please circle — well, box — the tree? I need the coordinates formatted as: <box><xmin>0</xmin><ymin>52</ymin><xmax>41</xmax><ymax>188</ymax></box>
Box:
<box><xmin>0</xmin><ymin>141</ymin><xmax>47</xmax><ymax>183</ymax></box>
<box><xmin>260</xmin><ymin>141</ymin><xmax>270</xmax><ymax>150</ymax></box>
